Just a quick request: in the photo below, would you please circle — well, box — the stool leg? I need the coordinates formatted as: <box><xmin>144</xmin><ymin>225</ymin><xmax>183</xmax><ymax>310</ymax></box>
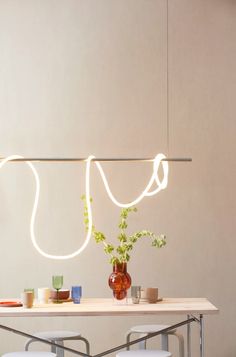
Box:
<box><xmin>172</xmin><ymin>332</ymin><xmax>184</xmax><ymax>357</ymax></box>
<box><xmin>166</xmin><ymin>330</ymin><xmax>185</xmax><ymax>357</ymax></box>
<box><xmin>54</xmin><ymin>340</ymin><xmax>64</xmax><ymax>357</ymax></box>
<box><xmin>126</xmin><ymin>332</ymin><xmax>131</xmax><ymax>351</ymax></box>
<box><xmin>161</xmin><ymin>334</ymin><xmax>169</xmax><ymax>351</ymax></box>
<box><xmin>138</xmin><ymin>334</ymin><xmax>147</xmax><ymax>350</ymax></box>
<box><xmin>25</xmin><ymin>339</ymin><xmax>36</xmax><ymax>351</ymax></box>
<box><xmin>51</xmin><ymin>344</ymin><xmax>56</xmax><ymax>354</ymax></box>
<box><xmin>78</xmin><ymin>337</ymin><xmax>90</xmax><ymax>355</ymax></box>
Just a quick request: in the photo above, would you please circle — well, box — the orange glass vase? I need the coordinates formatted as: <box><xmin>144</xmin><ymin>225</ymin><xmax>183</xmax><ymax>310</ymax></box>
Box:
<box><xmin>108</xmin><ymin>262</ymin><xmax>131</xmax><ymax>301</ymax></box>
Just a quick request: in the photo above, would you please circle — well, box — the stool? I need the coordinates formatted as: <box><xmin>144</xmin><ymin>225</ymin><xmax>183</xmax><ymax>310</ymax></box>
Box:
<box><xmin>25</xmin><ymin>330</ymin><xmax>90</xmax><ymax>357</ymax></box>
<box><xmin>117</xmin><ymin>350</ymin><xmax>172</xmax><ymax>357</ymax></box>
<box><xmin>126</xmin><ymin>325</ymin><xmax>184</xmax><ymax>357</ymax></box>
<box><xmin>2</xmin><ymin>353</ymin><xmax>56</xmax><ymax>357</ymax></box>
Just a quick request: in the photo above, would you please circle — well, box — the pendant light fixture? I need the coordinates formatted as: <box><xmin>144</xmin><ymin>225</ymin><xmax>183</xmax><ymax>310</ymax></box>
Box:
<box><xmin>0</xmin><ymin>0</ymin><xmax>191</xmax><ymax>259</ymax></box>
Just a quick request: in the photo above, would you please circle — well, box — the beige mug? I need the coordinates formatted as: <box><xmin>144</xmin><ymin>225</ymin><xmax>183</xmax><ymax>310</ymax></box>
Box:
<box><xmin>21</xmin><ymin>291</ymin><xmax>34</xmax><ymax>308</ymax></box>
<box><xmin>141</xmin><ymin>287</ymin><xmax>158</xmax><ymax>303</ymax></box>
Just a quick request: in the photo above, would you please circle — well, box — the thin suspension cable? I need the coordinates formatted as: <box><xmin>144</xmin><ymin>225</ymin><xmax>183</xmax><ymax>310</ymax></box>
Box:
<box><xmin>166</xmin><ymin>0</ymin><xmax>170</xmax><ymax>157</ymax></box>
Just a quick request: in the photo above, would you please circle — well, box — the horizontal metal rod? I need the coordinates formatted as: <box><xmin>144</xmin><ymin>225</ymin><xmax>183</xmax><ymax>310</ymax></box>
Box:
<box><xmin>0</xmin><ymin>157</ymin><xmax>192</xmax><ymax>163</ymax></box>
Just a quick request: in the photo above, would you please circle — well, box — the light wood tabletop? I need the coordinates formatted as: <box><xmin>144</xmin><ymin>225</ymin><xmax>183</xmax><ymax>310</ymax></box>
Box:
<box><xmin>0</xmin><ymin>298</ymin><xmax>219</xmax><ymax>317</ymax></box>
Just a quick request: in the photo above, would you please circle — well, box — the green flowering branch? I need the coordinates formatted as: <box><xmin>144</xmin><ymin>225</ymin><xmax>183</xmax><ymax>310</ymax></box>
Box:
<box><xmin>81</xmin><ymin>196</ymin><xmax>166</xmax><ymax>264</ymax></box>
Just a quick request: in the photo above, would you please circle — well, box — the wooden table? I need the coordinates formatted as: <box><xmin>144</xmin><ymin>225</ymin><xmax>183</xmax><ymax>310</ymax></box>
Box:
<box><xmin>0</xmin><ymin>298</ymin><xmax>219</xmax><ymax>357</ymax></box>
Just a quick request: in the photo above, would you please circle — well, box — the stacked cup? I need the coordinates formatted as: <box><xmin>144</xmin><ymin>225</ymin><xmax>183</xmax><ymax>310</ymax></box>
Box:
<box><xmin>21</xmin><ymin>289</ymin><xmax>34</xmax><ymax>308</ymax></box>
<box><xmin>38</xmin><ymin>287</ymin><xmax>51</xmax><ymax>304</ymax></box>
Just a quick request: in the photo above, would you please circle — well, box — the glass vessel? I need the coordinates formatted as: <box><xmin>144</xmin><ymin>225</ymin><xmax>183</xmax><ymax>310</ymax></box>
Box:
<box><xmin>52</xmin><ymin>275</ymin><xmax>63</xmax><ymax>303</ymax></box>
<box><xmin>108</xmin><ymin>262</ymin><xmax>131</xmax><ymax>302</ymax></box>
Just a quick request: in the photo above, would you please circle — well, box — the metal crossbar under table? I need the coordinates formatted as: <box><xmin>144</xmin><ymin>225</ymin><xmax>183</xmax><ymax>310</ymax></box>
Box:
<box><xmin>0</xmin><ymin>317</ymin><xmax>195</xmax><ymax>357</ymax></box>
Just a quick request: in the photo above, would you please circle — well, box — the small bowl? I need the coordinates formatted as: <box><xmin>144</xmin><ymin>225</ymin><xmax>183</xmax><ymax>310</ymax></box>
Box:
<box><xmin>50</xmin><ymin>289</ymin><xmax>70</xmax><ymax>301</ymax></box>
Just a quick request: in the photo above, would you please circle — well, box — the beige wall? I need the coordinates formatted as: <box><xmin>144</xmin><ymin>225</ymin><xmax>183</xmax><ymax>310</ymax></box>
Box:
<box><xmin>0</xmin><ymin>0</ymin><xmax>235</xmax><ymax>356</ymax></box>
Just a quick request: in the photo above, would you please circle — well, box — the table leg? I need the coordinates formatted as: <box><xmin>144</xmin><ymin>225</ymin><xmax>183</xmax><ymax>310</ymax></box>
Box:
<box><xmin>187</xmin><ymin>314</ymin><xmax>191</xmax><ymax>357</ymax></box>
<box><xmin>200</xmin><ymin>314</ymin><xmax>204</xmax><ymax>357</ymax></box>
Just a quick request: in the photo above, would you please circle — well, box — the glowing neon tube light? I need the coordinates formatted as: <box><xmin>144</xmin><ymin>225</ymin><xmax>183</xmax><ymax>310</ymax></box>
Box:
<box><xmin>0</xmin><ymin>153</ymin><xmax>169</xmax><ymax>260</ymax></box>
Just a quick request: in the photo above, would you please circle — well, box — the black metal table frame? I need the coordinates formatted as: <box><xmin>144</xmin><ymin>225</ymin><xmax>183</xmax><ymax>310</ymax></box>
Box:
<box><xmin>0</xmin><ymin>315</ymin><xmax>204</xmax><ymax>357</ymax></box>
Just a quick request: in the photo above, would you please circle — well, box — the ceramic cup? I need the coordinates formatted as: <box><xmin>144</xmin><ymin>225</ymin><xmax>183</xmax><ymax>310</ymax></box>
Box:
<box><xmin>37</xmin><ymin>287</ymin><xmax>50</xmax><ymax>304</ymax></box>
<box><xmin>21</xmin><ymin>291</ymin><xmax>34</xmax><ymax>308</ymax></box>
<box><xmin>141</xmin><ymin>287</ymin><xmax>158</xmax><ymax>303</ymax></box>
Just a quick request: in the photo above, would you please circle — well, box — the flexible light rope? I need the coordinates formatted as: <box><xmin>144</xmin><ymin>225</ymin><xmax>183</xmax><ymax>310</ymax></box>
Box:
<box><xmin>0</xmin><ymin>154</ymin><xmax>168</xmax><ymax>259</ymax></box>
<box><xmin>95</xmin><ymin>153</ymin><xmax>168</xmax><ymax>207</ymax></box>
<box><xmin>0</xmin><ymin>155</ymin><xmax>93</xmax><ymax>260</ymax></box>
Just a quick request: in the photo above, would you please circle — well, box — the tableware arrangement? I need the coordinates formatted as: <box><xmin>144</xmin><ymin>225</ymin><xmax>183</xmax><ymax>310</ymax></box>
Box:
<box><xmin>0</xmin><ymin>277</ymin><xmax>74</xmax><ymax>308</ymax></box>
<box><xmin>71</xmin><ymin>286</ymin><xmax>82</xmax><ymax>304</ymax></box>
<box><xmin>9</xmin><ymin>278</ymin><xmax>81</xmax><ymax>307</ymax></box>
<box><xmin>52</xmin><ymin>275</ymin><xmax>64</xmax><ymax>303</ymax></box>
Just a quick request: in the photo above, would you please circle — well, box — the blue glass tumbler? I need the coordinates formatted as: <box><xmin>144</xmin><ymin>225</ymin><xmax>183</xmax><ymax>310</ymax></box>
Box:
<box><xmin>71</xmin><ymin>286</ymin><xmax>82</xmax><ymax>304</ymax></box>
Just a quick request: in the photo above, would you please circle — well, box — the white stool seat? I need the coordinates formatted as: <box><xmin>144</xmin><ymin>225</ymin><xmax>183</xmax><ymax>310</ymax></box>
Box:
<box><xmin>126</xmin><ymin>324</ymin><xmax>184</xmax><ymax>357</ymax></box>
<box><xmin>117</xmin><ymin>350</ymin><xmax>172</xmax><ymax>357</ymax></box>
<box><xmin>31</xmin><ymin>330</ymin><xmax>82</xmax><ymax>340</ymax></box>
<box><xmin>25</xmin><ymin>330</ymin><xmax>90</xmax><ymax>357</ymax></box>
<box><xmin>2</xmin><ymin>353</ymin><xmax>56</xmax><ymax>357</ymax></box>
<box><xmin>128</xmin><ymin>325</ymin><xmax>175</xmax><ymax>334</ymax></box>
